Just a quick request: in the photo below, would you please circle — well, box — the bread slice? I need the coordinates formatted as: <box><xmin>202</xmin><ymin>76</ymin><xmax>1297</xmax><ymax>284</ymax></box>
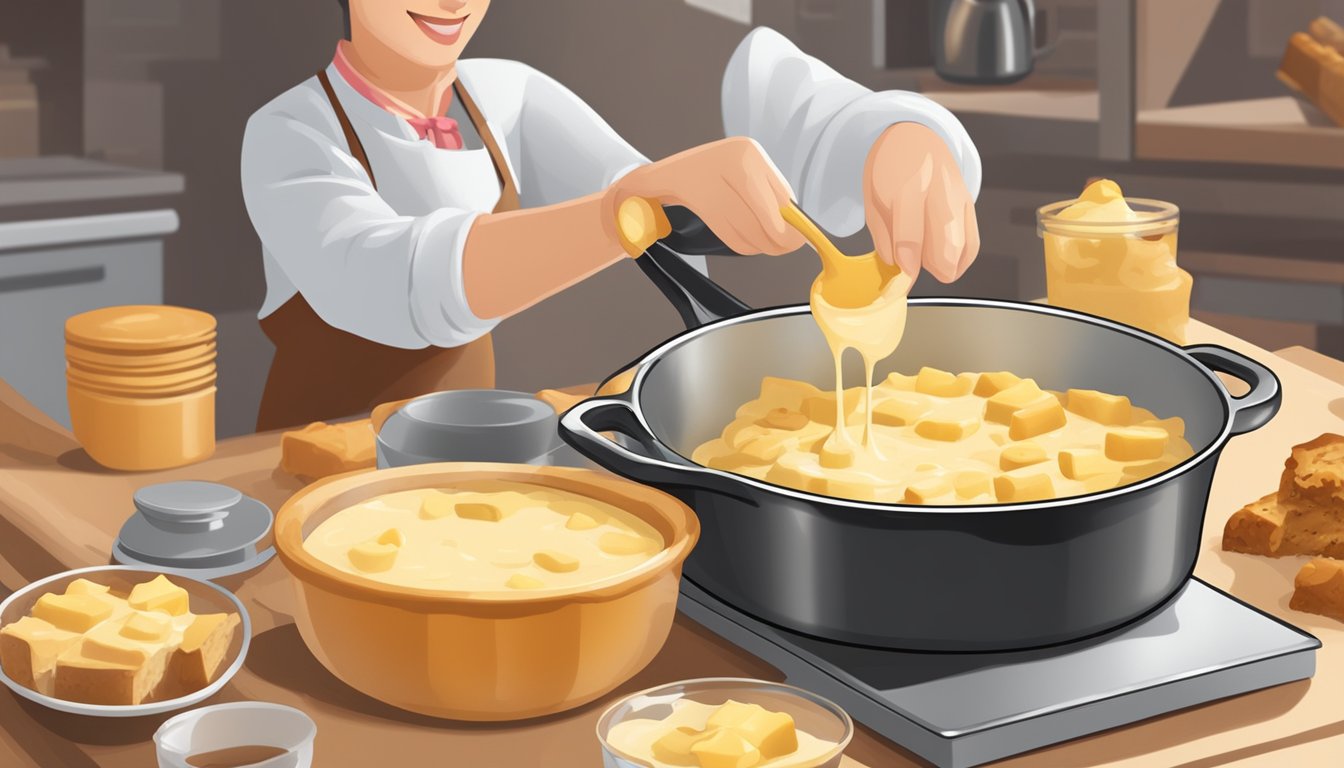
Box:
<box><xmin>1309</xmin><ymin>16</ymin><xmax>1344</xmax><ymax>55</ymax></box>
<box><xmin>1280</xmin><ymin>32</ymin><xmax>1327</xmax><ymax>95</ymax></box>
<box><xmin>281</xmin><ymin>420</ymin><xmax>376</xmax><ymax>481</ymax></box>
<box><xmin>0</xmin><ymin>617</ymin><xmax>81</xmax><ymax>694</ymax></box>
<box><xmin>1223</xmin><ymin>492</ymin><xmax>1285</xmax><ymax>556</ymax></box>
<box><xmin>164</xmin><ymin>612</ymin><xmax>240</xmax><ymax>697</ymax></box>
<box><xmin>1290</xmin><ymin>557</ymin><xmax>1344</xmax><ymax>622</ymax></box>
<box><xmin>1279</xmin><ymin>433</ymin><xmax>1344</xmax><ymax>506</ymax></box>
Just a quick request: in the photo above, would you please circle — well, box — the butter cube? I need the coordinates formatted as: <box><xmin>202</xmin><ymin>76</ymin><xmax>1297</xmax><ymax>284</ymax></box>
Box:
<box><xmin>599</xmin><ymin>532</ymin><xmax>657</xmax><ymax>556</ymax></box>
<box><xmin>801</xmin><ymin>390</ymin><xmax>863</xmax><ymax>426</ymax></box>
<box><xmin>348</xmin><ymin>529</ymin><xmax>402</xmax><ymax>573</ymax></box>
<box><xmin>994</xmin><ymin>469</ymin><xmax>1056</xmax><ymax>503</ymax></box>
<box><xmin>954</xmin><ymin>471</ymin><xmax>993</xmax><ymax>499</ymax></box>
<box><xmin>419</xmin><ymin>492</ymin><xmax>455</xmax><ymax>520</ymax></box>
<box><xmin>33</xmin><ymin>593</ymin><xmax>114</xmax><ymax>633</ymax></box>
<box><xmin>1066</xmin><ymin>389</ymin><xmax>1132</xmax><ymax>425</ymax></box>
<box><xmin>565</xmin><ymin>512</ymin><xmax>600</xmax><ymax>531</ymax></box>
<box><xmin>915</xmin><ymin>415</ymin><xmax>981</xmax><ymax>442</ymax></box>
<box><xmin>759</xmin><ymin>408</ymin><xmax>809</xmax><ymax>431</ymax></box>
<box><xmin>871</xmin><ymin>393</ymin><xmax>931</xmax><ymax>427</ymax></box>
<box><xmin>652</xmin><ymin>726</ymin><xmax>713</xmax><ymax>766</ymax></box>
<box><xmin>533</xmin><ymin>550</ymin><xmax>580</xmax><ymax>573</ymax></box>
<box><xmin>1105</xmin><ymin>427</ymin><xmax>1169</xmax><ymax>461</ymax></box>
<box><xmin>1080</xmin><ymin>178</ymin><xmax>1124</xmax><ymax>203</ymax></box>
<box><xmin>882</xmin><ymin>372</ymin><xmax>917</xmax><ymax>391</ymax></box>
<box><xmin>120</xmin><ymin>612</ymin><xmax>171</xmax><ymax>643</ymax></box>
<box><xmin>708</xmin><ymin>700</ymin><xmax>767</xmax><ymax>729</ymax></box>
<box><xmin>64</xmin><ymin>579</ymin><xmax>111</xmax><ymax>597</ymax></box>
<box><xmin>1058</xmin><ymin>448</ymin><xmax>1112</xmax><ymax>479</ymax></box>
<box><xmin>974</xmin><ymin>371</ymin><xmax>1022</xmax><ymax>398</ymax></box>
<box><xmin>738</xmin><ymin>435</ymin><xmax>790</xmax><ymax>463</ymax></box>
<box><xmin>690</xmin><ymin>729</ymin><xmax>762</xmax><ymax>768</ymax></box>
<box><xmin>735</xmin><ymin>709</ymin><xmax>799</xmax><ymax>760</ymax></box>
<box><xmin>1138</xmin><ymin>416</ymin><xmax>1185</xmax><ymax>438</ymax></box>
<box><xmin>1000</xmin><ymin>442</ymin><xmax>1048</xmax><ymax>470</ymax></box>
<box><xmin>83</xmin><ymin>624</ymin><xmax>152</xmax><ymax>668</ymax></box>
<box><xmin>904</xmin><ymin>477</ymin><xmax>953</xmax><ymax>505</ymax></box>
<box><xmin>457</xmin><ymin>501</ymin><xmax>505</xmax><ymax>522</ymax></box>
<box><xmin>757</xmin><ymin>377</ymin><xmax>821</xmax><ymax>411</ymax></box>
<box><xmin>127</xmin><ymin>575</ymin><xmax>190</xmax><ymax>617</ymax></box>
<box><xmin>505</xmin><ymin>573</ymin><xmax>544</xmax><ymax>590</ymax></box>
<box><xmin>984</xmin><ymin>380</ymin><xmax>1052</xmax><ymax>425</ymax></box>
<box><xmin>916</xmin><ymin>367</ymin><xmax>974</xmax><ymax>397</ymax></box>
<box><xmin>1009</xmin><ymin>399</ymin><xmax>1067</xmax><ymax>440</ymax></box>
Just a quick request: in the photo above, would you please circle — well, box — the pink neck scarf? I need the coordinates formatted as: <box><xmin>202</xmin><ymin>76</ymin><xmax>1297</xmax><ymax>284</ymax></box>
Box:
<box><xmin>332</xmin><ymin>43</ymin><xmax>464</xmax><ymax>150</ymax></box>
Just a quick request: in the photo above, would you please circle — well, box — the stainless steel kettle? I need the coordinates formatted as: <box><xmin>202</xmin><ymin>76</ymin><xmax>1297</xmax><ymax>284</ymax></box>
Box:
<box><xmin>933</xmin><ymin>0</ymin><xmax>1050</xmax><ymax>84</ymax></box>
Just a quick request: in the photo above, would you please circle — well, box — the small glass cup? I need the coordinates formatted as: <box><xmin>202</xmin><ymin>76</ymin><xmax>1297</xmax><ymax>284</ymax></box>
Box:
<box><xmin>1037</xmin><ymin>197</ymin><xmax>1190</xmax><ymax>343</ymax></box>
<box><xmin>597</xmin><ymin>678</ymin><xmax>853</xmax><ymax>768</ymax></box>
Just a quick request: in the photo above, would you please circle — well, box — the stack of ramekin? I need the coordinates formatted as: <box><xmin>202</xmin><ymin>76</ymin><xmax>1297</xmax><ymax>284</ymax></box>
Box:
<box><xmin>65</xmin><ymin>305</ymin><xmax>217</xmax><ymax>470</ymax></box>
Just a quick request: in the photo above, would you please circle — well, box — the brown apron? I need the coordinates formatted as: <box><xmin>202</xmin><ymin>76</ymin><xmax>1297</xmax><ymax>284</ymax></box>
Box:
<box><xmin>255</xmin><ymin>71</ymin><xmax>521</xmax><ymax>431</ymax></box>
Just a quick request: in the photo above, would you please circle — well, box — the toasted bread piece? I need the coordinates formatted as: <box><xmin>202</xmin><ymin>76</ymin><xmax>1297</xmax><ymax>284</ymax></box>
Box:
<box><xmin>1222</xmin><ymin>492</ymin><xmax>1285</xmax><ymax>556</ymax></box>
<box><xmin>0</xmin><ymin>617</ymin><xmax>82</xmax><ymax>693</ymax></box>
<box><xmin>1309</xmin><ymin>16</ymin><xmax>1344</xmax><ymax>55</ymax></box>
<box><xmin>1279</xmin><ymin>433</ymin><xmax>1344</xmax><ymax>506</ymax></box>
<box><xmin>1280</xmin><ymin>32</ymin><xmax>1327</xmax><ymax>95</ymax></box>
<box><xmin>165</xmin><ymin>612</ymin><xmax>240</xmax><ymax>697</ymax></box>
<box><xmin>280</xmin><ymin>420</ymin><xmax>376</xmax><ymax>481</ymax></box>
<box><xmin>1290</xmin><ymin>557</ymin><xmax>1344</xmax><ymax>623</ymax></box>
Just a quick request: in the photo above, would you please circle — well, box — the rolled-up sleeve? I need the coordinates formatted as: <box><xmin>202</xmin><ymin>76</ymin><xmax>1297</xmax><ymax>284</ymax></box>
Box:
<box><xmin>722</xmin><ymin>27</ymin><xmax>983</xmax><ymax>237</ymax></box>
<box><xmin>241</xmin><ymin>105</ymin><xmax>497</xmax><ymax>350</ymax></box>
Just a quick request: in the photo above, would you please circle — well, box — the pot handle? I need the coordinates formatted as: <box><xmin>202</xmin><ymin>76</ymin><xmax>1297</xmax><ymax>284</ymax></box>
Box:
<box><xmin>1186</xmin><ymin>344</ymin><xmax>1282</xmax><ymax>435</ymax></box>
<box><xmin>559</xmin><ymin>395</ymin><xmax>753</xmax><ymax>501</ymax></box>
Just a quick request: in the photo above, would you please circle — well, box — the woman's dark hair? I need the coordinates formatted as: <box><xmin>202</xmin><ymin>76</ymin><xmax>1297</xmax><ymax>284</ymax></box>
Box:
<box><xmin>336</xmin><ymin>0</ymin><xmax>351</xmax><ymax>39</ymax></box>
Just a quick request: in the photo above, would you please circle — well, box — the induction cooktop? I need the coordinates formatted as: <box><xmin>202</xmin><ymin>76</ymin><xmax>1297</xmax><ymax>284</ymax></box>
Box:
<box><xmin>677</xmin><ymin>578</ymin><xmax>1319</xmax><ymax>768</ymax></box>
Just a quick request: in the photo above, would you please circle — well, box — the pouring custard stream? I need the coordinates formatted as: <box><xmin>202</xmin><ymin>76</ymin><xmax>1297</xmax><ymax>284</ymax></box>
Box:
<box><xmin>784</xmin><ymin>203</ymin><xmax>914</xmax><ymax>472</ymax></box>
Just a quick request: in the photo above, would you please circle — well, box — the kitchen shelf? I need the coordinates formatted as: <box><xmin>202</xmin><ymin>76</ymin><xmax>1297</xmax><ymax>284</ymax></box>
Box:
<box><xmin>1136</xmin><ymin>96</ymin><xmax>1344</xmax><ymax>170</ymax></box>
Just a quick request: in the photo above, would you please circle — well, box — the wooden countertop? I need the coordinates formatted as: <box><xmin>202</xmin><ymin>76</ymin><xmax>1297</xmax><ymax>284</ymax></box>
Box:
<box><xmin>3</xmin><ymin>323</ymin><xmax>1344</xmax><ymax>767</ymax></box>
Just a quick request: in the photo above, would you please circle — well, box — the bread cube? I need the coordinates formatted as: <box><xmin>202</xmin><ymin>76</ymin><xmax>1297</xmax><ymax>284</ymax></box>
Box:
<box><xmin>974</xmin><ymin>371</ymin><xmax>1022</xmax><ymax>398</ymax></box>
<box><xmin>1290</xmin><ymin>558</ymin><xmax>1344</xmax><ymax>622</ymax></box>
<box><xmin>994</xmin><ymin>469</ymin><xmax>1055</xmax><ymax>503</ymax></box>
<box><xmin>1066</xmin><ymin>389</ymin><xmax>1132</xmax><ymax>425</ymax></box>
<box><xmin>984</xmin><ymin>380</ymin><xmax>1052</xmax><ymax>425</ymax></box>
<box><xmin>871</xmin><ymin>393</ymin><xmax>931</xmax><ymax>427</ymax></box>
<box><xmin>128</xmin><ymin>575</ymin><xmax>190</xmax><ymax>617</ymax></box>
<box><xmin>1000</xmin><ymin>442</ymin><xmax>1047</xmax><ymax>471</ymax></box>
<box><xmin>915</xmin><ymin>415</ymin><xmax>981</xmax><ymax>442</ymax></box>
<box><xmin>1105</xmin><ymin>427</ymin><xmax>1169</xmax><ymax>461</ymax></box>
<box><xmin>1058</xmin><ymin>448</ymin><xmax>1113</xmax><ymax>480</ymax></box>
<box><xmin>691</xmin><ymin>729</ymin><xmax>762</xmax><ymax>768</ymax></box>
<box><xmin>533</xmin><ymin>550</ymin><xmax>580</xmax><ymax>573</ymax></box>
<box><xmin>32</xmin><ymin>593</ymin><xmax>114</xmax><ymax>633</ymax></box>
<box><xmin>915</xmin><ymin>367</ymin><xmax>974</xmax><ymax>397</ymax></box>
<box><xmin>1009</xmin><ymin>400</ymin><xmax>1067</xmax><ymax>440</ymax></box>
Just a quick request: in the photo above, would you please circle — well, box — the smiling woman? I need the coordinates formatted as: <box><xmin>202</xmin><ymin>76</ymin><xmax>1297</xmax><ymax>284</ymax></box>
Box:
<box><xmin>240</xmin><ymin>2</ymin><xmax>981</xmax><ymax>431</ymax></box>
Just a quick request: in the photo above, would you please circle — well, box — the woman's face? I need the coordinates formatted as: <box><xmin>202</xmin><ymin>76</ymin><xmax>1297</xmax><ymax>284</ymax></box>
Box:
<box><xmin>350</xmin><ymin>0</ymin><xmax>491</xmax><ymax>68</ymax></box>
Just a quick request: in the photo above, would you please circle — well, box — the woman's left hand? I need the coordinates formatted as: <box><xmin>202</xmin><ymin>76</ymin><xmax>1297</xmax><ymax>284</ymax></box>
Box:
<box><xmin>864</xmin><ymin>122</ymin><xmax>980</xmax><ymax>283</ymax></box>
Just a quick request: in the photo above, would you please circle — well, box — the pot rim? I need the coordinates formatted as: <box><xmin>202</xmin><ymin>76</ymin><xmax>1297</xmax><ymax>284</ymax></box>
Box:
<box><xmin>274</xmin><ymin>462</ymin><xmax>699</xmax><ymax>609</ymax></box>
<box><xmin>615</xmin><ymin>297</ymin><xmax>1241</xmax><ymax>515</ymax></box>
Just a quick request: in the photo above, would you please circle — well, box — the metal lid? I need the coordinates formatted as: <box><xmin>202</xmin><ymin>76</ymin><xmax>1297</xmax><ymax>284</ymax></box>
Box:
<box><xmin>114</xmin><ymin>481</ymin><xmax>274</xmax><ymax>578</ymax></box>
<box><xmin>377</xmin><ymin>389</ymin><xmax>560</xmax><ymax>466</ymax></box>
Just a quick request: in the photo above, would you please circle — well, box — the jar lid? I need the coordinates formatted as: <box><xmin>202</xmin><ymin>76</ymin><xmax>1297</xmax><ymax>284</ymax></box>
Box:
<box><xmin>114</xmin><ymin>481</ymin><xmax>274</xmax><ymax>579</ymax></box>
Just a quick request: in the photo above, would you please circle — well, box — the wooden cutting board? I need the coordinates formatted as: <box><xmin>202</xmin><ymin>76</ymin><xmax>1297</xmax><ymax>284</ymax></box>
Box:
<box><xmin>1</xmin><ymin>321</ymin><xmax>1343</xmax><ymax>767</ymax></box>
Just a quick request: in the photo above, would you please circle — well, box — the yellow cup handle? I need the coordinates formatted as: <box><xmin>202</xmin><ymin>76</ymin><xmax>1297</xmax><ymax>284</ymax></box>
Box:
<box><xmin>616</xmin><ymin>198</ymin><xmax>673</xmax><ymax>258</ymax></box>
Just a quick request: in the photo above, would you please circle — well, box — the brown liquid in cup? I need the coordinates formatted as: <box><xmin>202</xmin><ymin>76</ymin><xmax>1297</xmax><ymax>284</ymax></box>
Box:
<box><xmin>185</xmin><ymin>745</ymin><xmax>289</xmax><ymax>767</ymax></box>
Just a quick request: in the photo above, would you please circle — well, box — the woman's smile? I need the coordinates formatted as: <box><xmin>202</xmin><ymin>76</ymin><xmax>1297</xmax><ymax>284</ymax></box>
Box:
<box><xmin>408</xmin><ymin>11</ymin><xmax>470</xmax><ymax>44</ymax></box>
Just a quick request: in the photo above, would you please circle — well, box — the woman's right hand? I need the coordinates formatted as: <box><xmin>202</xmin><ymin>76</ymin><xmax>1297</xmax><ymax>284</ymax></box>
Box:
<box><xmin>610</xmin><ymin>137</ymin><xmax>805</xmax><ymax>256</ymax></box>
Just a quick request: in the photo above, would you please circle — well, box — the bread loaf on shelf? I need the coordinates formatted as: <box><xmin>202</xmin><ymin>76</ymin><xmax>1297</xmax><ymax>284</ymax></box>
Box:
<box><xmin>1277</xmin><ymin>18</ymin><xmax>1344</xmax><ymax>127</ymax></box>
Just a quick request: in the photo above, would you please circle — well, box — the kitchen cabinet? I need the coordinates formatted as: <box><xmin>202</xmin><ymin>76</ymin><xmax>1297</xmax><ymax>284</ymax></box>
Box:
<box><xmin>0</xmin><ymin>211</ymin><xmax>176</xmax><ymax>427</ymax></box>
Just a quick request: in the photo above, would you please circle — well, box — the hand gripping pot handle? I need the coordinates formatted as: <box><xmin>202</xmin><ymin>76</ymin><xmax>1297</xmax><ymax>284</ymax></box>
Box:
<box><xmin>1185</xmin><ymin>344</ymin><xmax>1282</xmax><ymax>436</ymax></box>
<box><xmin>559</xmin><ymin>396</ymin><xmax>752</xmax><ymax>501</ymax></box>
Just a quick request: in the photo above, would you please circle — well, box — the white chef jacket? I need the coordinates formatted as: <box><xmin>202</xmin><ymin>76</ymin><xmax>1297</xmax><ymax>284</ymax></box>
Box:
<box><xmin>241</xmin><ymin>27</ymin><xmax>981</xmax><ymax>351</ymax></box>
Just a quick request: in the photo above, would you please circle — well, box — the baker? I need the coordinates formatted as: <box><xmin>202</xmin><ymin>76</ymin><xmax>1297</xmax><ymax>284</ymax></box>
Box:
<box><xmin>241</xmin><ymin>1</ymin><xmax>982</xmax><ymax>431</ymax></box>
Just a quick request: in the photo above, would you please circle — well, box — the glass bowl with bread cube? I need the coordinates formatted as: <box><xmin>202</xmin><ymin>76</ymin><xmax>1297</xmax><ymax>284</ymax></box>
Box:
<box><xmin>0</xmin><ymin>566</ymin><xmax>249</xmax><ymax>717</ymax></box>
<box><xmin>597</xmin><ymin>678</ymin><xmax>853</xmax><ymax>768</ymax></box>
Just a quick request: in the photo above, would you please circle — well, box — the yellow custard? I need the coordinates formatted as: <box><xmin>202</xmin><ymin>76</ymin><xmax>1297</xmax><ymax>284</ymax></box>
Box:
<box><xmin>692</xmin><ymin>371</ymin><xmax>1193</xmax><ymax>504</ymax></box>
<box><xmin>302</xmin><ymin>481</ymin><xmax>664</xmax><ymax>592</ymax></box>
<box><xmin>809</xmin><ymin>269</ymin><xmax>915</xmax><ymax>467</ymax></box>
<box><xmin>607</xmin><ymin>699</ymin><xmax>839</xmax><ymax>768</ymax></box>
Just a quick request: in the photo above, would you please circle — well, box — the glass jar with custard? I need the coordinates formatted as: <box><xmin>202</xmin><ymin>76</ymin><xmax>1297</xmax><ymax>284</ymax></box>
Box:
<box><xmin>1037</xmin><ymin>179</ymin><xmax>1191</xmax><ymax>343</ymax></box>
